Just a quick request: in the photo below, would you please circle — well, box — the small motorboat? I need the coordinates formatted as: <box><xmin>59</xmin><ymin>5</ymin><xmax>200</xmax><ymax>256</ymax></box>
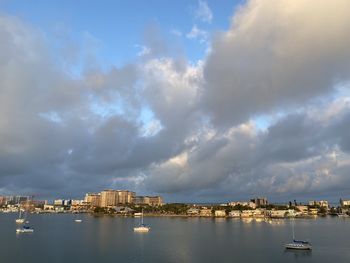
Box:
<box><xmin>75</xmin><ymin>219</ymin><xmax>82</xmax><ymax>223</ymax></box>
<box><xmin>16</xmin><ymin>226</ymin><xmax>34</xmax><ymax>234</ymax></box>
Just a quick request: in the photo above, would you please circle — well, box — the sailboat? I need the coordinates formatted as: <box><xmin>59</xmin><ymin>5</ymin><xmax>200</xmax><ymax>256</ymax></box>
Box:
<box><xmin>284</xmin><ymin>218</ymin><xmax>312</xmax><ymax>250</ymax></box>
<box><xmin>133</xmin><ymin>209</ymin><xmax>150</xmax><ymax>232</ymax></box>
<box><xmin>15</xmin><ymin>208</ymin><xmax>25</xmax><ymax>224</ymax></box>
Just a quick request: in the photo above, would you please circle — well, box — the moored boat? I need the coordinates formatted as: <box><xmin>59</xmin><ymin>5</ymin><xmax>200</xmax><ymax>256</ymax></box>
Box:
<box><xmin>284</xmin><ymin>219</ymin><xmax>312</xmax><ymax>250</ymax></box>
<box><xmin>285</xmin><ymin>240</ymin><xmax>312</xmax><ymax>250</ymax></box>
<box><xmin>16</xmin><ymin>226</ymin><xmax>34</xmax><ymax>233</ymax></box>
<box><xmin>134</xmin><ymin>209</ymin><xmax>150</xmax><ymax>232</ymax></box>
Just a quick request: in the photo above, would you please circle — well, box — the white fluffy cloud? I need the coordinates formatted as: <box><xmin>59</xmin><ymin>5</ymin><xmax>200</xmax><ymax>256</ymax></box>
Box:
<box><xmin>202</xmin><ymin>0</ymin><xmax>350</xmax><ymax>126</ymax></box>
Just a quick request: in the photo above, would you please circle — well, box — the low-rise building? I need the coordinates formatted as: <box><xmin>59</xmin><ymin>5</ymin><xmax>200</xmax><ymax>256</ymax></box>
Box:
<box><xmin>214</xmin><ymin>210</ymin><xmax>226</xmax><ymax>217</ymax></box>
<box><xmin>285</xmin><ymin>209</ymin><xmax>297</xmax><ymax>217</ymax></box>
<box><xmin>54</xmin><ymin>199</ymin><xmax>64</xmax><ymax>206</ymax></box>
<box><xmin>43</xmin><ymin>204</ymin><xmax>55</xmax><ymax>211</ymax></box>
<box><xmin>228</xmin><ymin>201</ymin><xmax>256</xmax><ymax>209</ymax></box>
<box><xmin>270</xmin><ymin>210</ymin><xmax>287</xmax><ymax>218</ymax></box>
<box><xmin>133</xmin><ymin>196</ymin><xmax>163</xmax><ymax>206</ymax></box>
<box><xmin>340</xmin><ymin>199</ymin><xmax>350</xmax><ymax>207</ymax></box>
<box><xmin>308</xmin><ymin>208</ymin><xmax>318</xmax><ymax>215</ymax></box>
<box><xmin>296</xmin><ymin>205</ymin><xmax>308</xmax><ymax>214</ymax></box>
<box><xmin>309</xmin><ymin>200</ymin><xmax>329</xmax><ymax>208</ymax></box>
<box><xmin>241</xmin><ymin>210</ymin><xmax>255</xmax><ymax>218</ymax></box>
<box><xmin>253</xmin><ymin>208</ymin><xmax>266</xmax><ymax>218</ymax></box>
<box><xmin>200</xmin><ymin>208</ymin><xmax>212</xmax><ymax>217</ymax></box>
<box><xmin>229</xmin><ymin>210</ymin><xmax>241</xmax><ymax>217</ymax></box>
<box><xmin>187</xmin><ymin>208</ymin><xmax>200</xmax><ymax>215</ymax></box>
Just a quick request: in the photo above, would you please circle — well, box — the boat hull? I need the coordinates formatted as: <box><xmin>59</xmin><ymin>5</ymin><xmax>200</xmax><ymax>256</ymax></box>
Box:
<box><xmin>284</xmin><ymin>243</ymin><xmax>312</xmax><ymax>250</ymax></box>
<box><xmin>16</xmin><ymin>228</ymin><xmax>34</xmax><ymax>233</ymax></box>
<box><xmin>133</xmin><ymin>227</ymin><xmax>150</xmax><ymax>232</ymax></box>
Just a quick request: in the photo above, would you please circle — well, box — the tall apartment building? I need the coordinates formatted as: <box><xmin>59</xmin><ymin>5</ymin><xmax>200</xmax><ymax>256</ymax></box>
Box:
<box><xmin>0</xmin><ymin>196</ymin><xmax>7</xmax><ymax>206</ymax></box>
<box><xmin>100</xmin><ymin>190</ymin><xmax>135</xmax><ymax>207</ymax></box>
<box><xmin>250</xmin><ymin>197</ymin><xmax>268</xmax><ymax>207</ymax></box>
<box><xmin>85</xmin><ymin>193</ymin><xmax>101</xmax><ymax>207</ymax></box>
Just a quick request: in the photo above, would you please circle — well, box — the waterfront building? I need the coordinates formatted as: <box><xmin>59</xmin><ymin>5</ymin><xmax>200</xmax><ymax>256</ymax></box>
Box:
<box><xmin>54</xmin><ymin>199</ymin><xmax>64</xmax><ymax>206</ymax></box>
<box><xmin>100</xmin><ymin>190</ymin><xmax>117</xmax><ymax>207</ymax></box>
<box><xmin>100</xmin><ymin>190</ymin><xmax>135</xmax><ymax>207</ymax></box>
<box><xmin>85</xmin><ymin>193</ymin><xmax>101</xmax><ymax>207</ymax></box>
<box><xmin>309</xmin><ymin>200</ymin><xmax>329</xmax><ymax>208</ymax></box>
<box><xmin>63</xmin><ymin>200</ymin><xmax>71</xmax><ymax>206</ymax></box>
<box><xmin>44</xmin><ymin>204</ymin><xmax>55</xmax><ymax>211</ymax></box>
<box><xmin>187</xmin><ymin>208</ymin><xmax>200</xmax><ymax>215</ymax></box>
<box><xmin>133</xmin><ymin>196</ymin><xmax>163</xmax><ymax>206</ymax></box>
<box><xmin>228</xmin><ymin>201</ymin><xmax>256</xmax><ymax>209</ymax></box>
<box><xmin>117</xmin><ymin>190</ymin><xmax>135</xmax><ymax>204</ymax></box>
<box><xmin>308</xmin><ymin>208</ymin><xmax>318</xmax><ymax>215</ymax></box>
<box><xmin>214</xmin><ymin>210</ymin><xmax>226</xmax><ymax>217</ymax></box>
<box><xmin>340</xmin><ymin>199</ymin><xmax>350</xmax><ymax>207</ymax></box>
<box><xmin>253</xmin><ymin>208</ymin><xmax>266</xmax><ymax>218</ymax></box>
<box><xmin>71</xmin><ymin>200</ymin><xmax>84</xmax><ymax>206</ymax></box>
<box><xmin>285</xmin><ymin>209</ymin><xmax>297</xmax><ymax>217</ymax></box>
<box><xmin>241</xmin><ymin>210</ymin><xmax>254</xmax><ymax>218</ymax></box>
<box><xmin>229</xmin><ymin>210</ymin><xmax>241</xmax><ymax>217</ymax></box>
<box><xmin>0</xmin><ymin>196</ymin><xmax>7</xmax><ymax>206</ymax></box>
<box><xmin>7</xmin><ymin>196</ymin><xmax>29</xmax><ymax>205</ymax></box>
<box><xmin>296</xmin><ymin>205</ymin><xmax>308</xmax><ymax>214</ymax></box>
<box><xmin>200</xmin><ymin>208</ymin><xmax>212</xmax><ymax>217</ymax></box>
<box><xmin>269</xmin><ymin>210</ymin><xmax>287</xmax><ymax>218</ymax></box>
<box><xmin>250</xmin><ymin>197</ymin><xmax>268</xmax><ymax>207</ymax></box>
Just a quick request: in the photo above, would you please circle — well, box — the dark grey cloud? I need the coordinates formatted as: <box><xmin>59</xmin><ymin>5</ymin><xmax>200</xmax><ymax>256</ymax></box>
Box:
<box><xmin>145</xmin><ymin>103</ymin><xmax>350</xmax><ymax>201</ymax></box>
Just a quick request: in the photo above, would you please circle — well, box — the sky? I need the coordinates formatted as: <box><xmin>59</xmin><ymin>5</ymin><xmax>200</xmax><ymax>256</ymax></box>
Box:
<box><xmin>0</xmin><ymin>0</ymin><xmax>350</xmax><ymax>203</ymax></box>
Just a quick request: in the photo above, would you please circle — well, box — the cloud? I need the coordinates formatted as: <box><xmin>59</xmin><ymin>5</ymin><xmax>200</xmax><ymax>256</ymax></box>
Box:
<box><xmin>145</xmin><ymin>99</ymin><xmax>350</xmax><ymax>201</ymax></box>
<box><xmin>135</xmin><ymin>45</ymin><xmax>151</xmax><ymax>57</ymax></box>
<box><xmin>2</xmin><ymin>0</ymin><xmax>350</xmax><ymax>202</ymax></box>
<box><xmin>186</xmin><ymin>25</ymin><xmax>208</xmax><ymax>44</ymax></box>
<box><xmin>202</xmin><ymin>0</ymin><xmax>350</xmax><ymax>127</ymax></box>
<box><xmin>194</xmin><ymin>0</ymin><xmax>213</xmax><ymax>23</ymax></box>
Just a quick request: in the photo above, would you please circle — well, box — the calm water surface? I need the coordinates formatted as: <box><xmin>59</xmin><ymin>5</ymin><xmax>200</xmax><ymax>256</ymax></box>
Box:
<box><xmin>0</xmin><ymin>213</ymin><xmax>349</xmax><ymax>262</ymax></box>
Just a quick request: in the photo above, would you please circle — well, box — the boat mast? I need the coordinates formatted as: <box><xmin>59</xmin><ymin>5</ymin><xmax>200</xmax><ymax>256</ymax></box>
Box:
<box><xmin>141</xmin><ymin>208</ymin><xmax>144</xmax><ymax>225</ymax></box>
<box><xmin>292</xmin><ymin>218</ymin><xmax>295</xmax><ymax>240</ymax></box>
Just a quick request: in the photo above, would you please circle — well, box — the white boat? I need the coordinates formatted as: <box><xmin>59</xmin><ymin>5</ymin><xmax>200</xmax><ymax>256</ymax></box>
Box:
<box><xmin>134</xmin><ymin>209</ymin><xmax>150</xmax><ymax>232</ymax></box>
<box><xmin>284</xmin><ymin>219</ymin><xmax>312</xmax><ymax>250</ymax></box>
<box><xmin>15</xmin><ymin>218</ymin><xmax>25</xmax><ymax>224</ymax></box>
<box><xmin>16</xmin><ymin>226</ymin><xmax>34</xmax><ymax>233</ymax></box>
<box><xmin>285</xmin><ymin>240</ymin><xmax>312</xmax><ymax>250</ymax></box>
<box><xmin>75</xmin><ymin>219</ymin><xmax>82</xmax><ymax>223</ymax></box>
<box><xmin>15</xmin><ymin>209</ymin><xmax>26</xmax><ymax>224</ymax></box>
<box><xmin>134</xmin><ymin>224</ymin><xmax>151</xmax><ymax>232</ymax></box>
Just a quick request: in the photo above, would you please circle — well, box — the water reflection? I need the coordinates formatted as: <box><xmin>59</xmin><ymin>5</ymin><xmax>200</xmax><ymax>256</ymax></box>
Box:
<box><xmin>284</xmin><ymin>249</ymin><xmax>312</xmax><ymax>259</ymax></box>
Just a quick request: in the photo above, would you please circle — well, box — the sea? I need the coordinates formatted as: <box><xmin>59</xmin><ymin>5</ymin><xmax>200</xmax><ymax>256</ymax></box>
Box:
<box><xmin>0</xmin><ymin>213</ymin><xmax>349</xmax><ymax>263</ymax></box>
